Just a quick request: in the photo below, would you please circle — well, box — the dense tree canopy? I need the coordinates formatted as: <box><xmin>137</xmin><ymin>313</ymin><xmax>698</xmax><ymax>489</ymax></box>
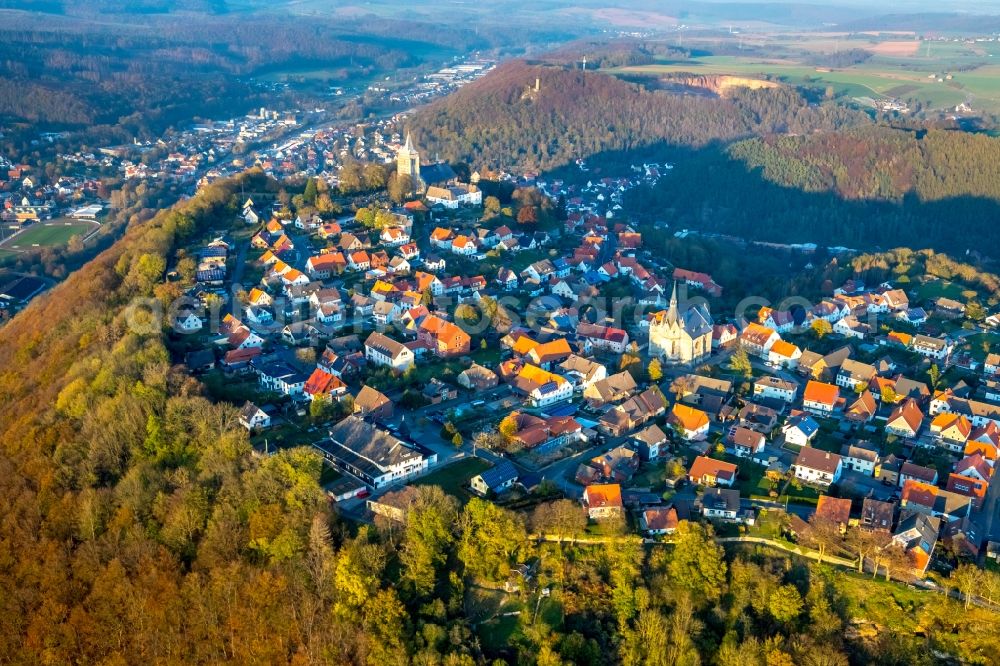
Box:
<box><xmin>410</xmin><ymin>61</ymin><xmax>862</xmax><ymax>173</ymax></box>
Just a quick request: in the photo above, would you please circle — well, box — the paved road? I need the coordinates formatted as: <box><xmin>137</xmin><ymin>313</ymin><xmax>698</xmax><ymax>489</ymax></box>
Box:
<box><xmin>978</xmin><ymin>463</ymin><xmax>1000</xmax><ymax>544</ymax></box>
<box><xmin>225</xmin><ymin>239</ymin><xmax>250</xmax><ymax>319</ymax></box>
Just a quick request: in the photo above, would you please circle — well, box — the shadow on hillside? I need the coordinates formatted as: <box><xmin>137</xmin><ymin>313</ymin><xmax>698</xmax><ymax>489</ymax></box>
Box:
<box><xmin>542</xmin><ymin>140</ymin><xmax>1000</xmax><ymax>260</ymax></box>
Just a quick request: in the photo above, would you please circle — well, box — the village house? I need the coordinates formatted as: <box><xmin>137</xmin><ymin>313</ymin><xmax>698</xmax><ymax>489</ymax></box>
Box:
<box><xmin>845</xmin><ymin>391</ymin><xmax>878</xmax><ymax>423</ymax></box>
<box><xmin>712</xmin><ymin>323</ymin><xmax>738</xmax><ymax>349</ymax></box>
<box><xmin>802</xmin><ymin>380</ymin><xmax>840</xmax><ymax>415</ymax></box>
<box><xmin>576</xmin><ymin>322</ymin><xmax>629</xmax><ymax>353</ymax></box>
<box><xmin>418</xmin><ymin>314</ymin><xmax>471</xmax><ymax>357</ymax></box>
<box><xmin>632</xmin><ymin>424</ymin><xmax>669</xmax><ymax>461</ymax></box>
<box><xmin>767</xmin><ymin>340</ymin><xmax>802</xmax><ymax>369</ymax></box>
<box><xmin>815</xmin><ymin>495</ymin><xmax>852</xmax><ymax>532</ymax></box>
<box><xmin>599</xmin><ymin>387</ymin><xmax>668</xmax><ymax>437</ymax></box>
<box><xmin>668</xmin><ymin>403</ymin><xmax>711</xmax><ymax>441</ymax></box>
<box><xmin>899</xmin><ymin>461</ymin><xmax>938</xmax><ymax>487</ymax></box>
<box><xmin>303</xmin><ymin>368</ymin><xmax>348</xmax><ymax>403</ymax></box>
<box><xmin>576</xmin><ymin>446</ymin><xmax>639</xmax><ymax>485</ymax></box>
<box><xmin>728</xmin><ymin>426</ymin><xmax>765</xmax><ymax>459</ymax></box>
<box><xmin>835</xmin><ymin>359</ymin><xmax>877</xmax><ymax>391</ymax></box>
<box><xmin>504</xmin><ymin>411</ymin><xmax>587</xmax><ymax>453</ymax></box>
<box><xmin>782</xmin><ymin>412</ymin><xmax>819</xmax><ymax>447</ymax></box>
<box><xmin>239</xmin><ymin>402</ymin><xmax>271</xmax><ymax>431</ymax></box>
<box><xmin>313</xmin><ymin>416</ymin><xmax>435</xmax><ymax>489</ymax></box>
<box><xmin>354</xmin><ymin>386</ymin><xmax>394</xmax><ymax>421</ymax></box>
<box><xmin>900</xmin><ymin>480</ymin><xmax>972</xmax><ymax>523</ymax></box>
<box><xmin>457</xmin><ymin>363</ymin><xmax>499</xmax><ymax>391</ymax></box>
<box><xmin>470</xmin><ymin>461</ymin><xmax>519</xmax><ymax>496</ymax></box>
<box><xmin>792</xmin><ymin>447</ymin><xmax>843</xmax><ymax>487</ymax></box>
<box><xmin>674</xmin><ymin>268</ymin><xmax>722</xmax><ymax>297</ymax></box>
<box><xmin>739</xmin><ymin>323</ymin><xmax>780</xmax><ymax>358</ymax></box>
<box><xmin>759</xmin><ymin>307</ymin><xmax>796</xmax><ymax>334</ymax></box>
<box><xmin>688</xmin><ymin>456</ymin><xmax>737</xmax><ymax>487</ymax></box>
<box><xmin>510</xmin><ymin>363</ymin><xmax>573</xmax><ymax>407</ymax></box>
<box><xmin>753</xmin><ymin>376</ymin><xmax>798</xmax><ymax>403</ymax></box>
<box><xmin>558</xmin><ymin>355</ymin><xmax>608</xmax><ymax>392</ymax></box>
<box><xmin>700</xmin><ymin>488</ymin><xmax>746</xmax><ymax>523</ymax></box>
<box><xmin>912</xmin><ymin>334</ymin><xmax>951</xmax><ymax>360</ymax></box>
<box><xmin>425</xmin><ymin>183</ymin><xmax>482</xmax><ymax>208</ymax></box>
<box><xmin>892</xmin><ymin>512</ymin><xmax>938</xmax><ymax>576</ymax></box>
<box><xmin>583</xmin><ymin>483</ymin><xmax>623</xmax><ymax>520</ymax></box>
<box><xmin>886</xmin><ymin>399</ymin><xmax>924</xmax><ymax>439</ymax></box>
<box><xmin>255</xmin><ymin>361</ymin><xmax>308</xmax><ymax>399</ymax></box>
<box><xmin>840</xmin><ymin>441</ymin><xmax>880</xmax><ymax>476</ymax></box>
<box><xmin>583</xmin><ymin>371</ymin><xmax>638</xmax><ymax>407</ymax></box>
<box><xmin>930</xmin><ymin>412</ymin><xmax>972</xmax><ymax>452</ymax></box>
<box><xmin>365</xmin><ymin>332</ymin><xmax>416</xmax><ymax>371</ymax></box>
<box><xmin>640</xmin><ymin>506</ymin><xmax>679</xmax><ymax>536</ymax></box>
<box><xmin>860</xmin><ymin>497</ymin><xmax>895</xmax><ymax>531</ymax></box>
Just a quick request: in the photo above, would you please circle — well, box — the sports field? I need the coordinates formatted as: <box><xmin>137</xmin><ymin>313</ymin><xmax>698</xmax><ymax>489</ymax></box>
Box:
<box><xmin>609</xmin><ymin>36</ymin><xmax>1000</xmax><ymax>114</ymax></box>
<box><xmin>3</xmin><ymin>219</ymin><xmax>96</xmax><ymax>250</ymax></box>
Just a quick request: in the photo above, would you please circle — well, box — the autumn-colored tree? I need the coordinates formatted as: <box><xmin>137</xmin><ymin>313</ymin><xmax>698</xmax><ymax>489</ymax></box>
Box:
<box><xmin>401</xmin><ymin>486</ymin><xmax>458</xmax><ymax>598</ymax></box>
<box><xmin>811</xmin><ymin>319</ymin><xmax>832</xmax><ymax>338</ymax></box>
<box><xmin>647</xmin><ymin>357</ymin><xmax>663</xmax><ymax>382</ymax></box>
<box><xmin>731</xmin><ymin>346</ymin><xmax>753</xmax><ymax>378</ymax></box>
<box><xmin>668</xmin><ymin>521</ymin><xmax>727</xmax><ymax>601</ymax></box>
<box><xmin>802</xmin><ymin>515</ymin><xmax>841</xmax><ymax>564</ymax></box>
<box><xmin>458</xmin><ymin>498</ymin><xmax>528</xmax><ymax>581</ymax></box>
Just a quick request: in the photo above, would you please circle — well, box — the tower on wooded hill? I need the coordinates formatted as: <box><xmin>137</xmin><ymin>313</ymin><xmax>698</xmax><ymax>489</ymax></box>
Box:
<box><xmin>397</xmin><ymin>132</ymin><xmax>422</xmax><ymax>190</ymax></box>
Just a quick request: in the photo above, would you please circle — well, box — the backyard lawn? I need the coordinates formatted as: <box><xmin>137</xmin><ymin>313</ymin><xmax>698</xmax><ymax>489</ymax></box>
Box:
<box><xmin>915</xmin><ymin>278</ymin><xmax>970</xmax><ymax>302</ymax></box>
<box><xmin>747</xmin><ymin>509</ymin><xmax>787</xmax><ymax>540</ymax></box>
<box><xmin>734</xmin><ymin>462</ymin><xmax>774</xmax><ymax>500</ymax></box>
<box><xmin>414</xmin><ymin>456</ymin><xmax>491</xmax><ymax>499</ymax></box>
<box><xmin>779</xmin><ymin>482</ymin><xmax>821</xmax><ymax>507</ymax></box>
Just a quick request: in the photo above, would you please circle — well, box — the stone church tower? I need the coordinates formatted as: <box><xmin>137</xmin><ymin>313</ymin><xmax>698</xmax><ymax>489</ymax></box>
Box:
<box><xmin>397</xmin><ymin>133</ymin><xmax>422</xmax><ymax>191</ymax></box>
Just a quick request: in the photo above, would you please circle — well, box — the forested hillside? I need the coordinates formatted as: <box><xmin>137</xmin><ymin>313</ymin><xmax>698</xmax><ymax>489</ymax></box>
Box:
<box><xmin>409</xmin><ymin>61</ymin><xmax>863</xmax><ymax>172</ymax></box>
<box><xmin>0</xmin><ymin>9</ymin><xmax>487</xmax><ymax>138</ymax></box>
<box><xmin>412</xmin><ymin>62</ymin><xmax>1000</xmax><ymax>255</ymax></box>
<box><xmin>626</xmin><ymin>127</ymin><xmax>1000</xmax><ymax>254</ymax></box>
<box><xmin>0</xmin><ymin>172</ymin><xmax>999</xmax><ymax>663</ymax></box>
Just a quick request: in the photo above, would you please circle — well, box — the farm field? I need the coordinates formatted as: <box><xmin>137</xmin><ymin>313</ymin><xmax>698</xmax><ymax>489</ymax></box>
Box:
<box><xmin>2</xmin><ymin>219</ymin><xmax>96</xmax><ymax>250</ymax></box>
<box><xmin>609</xmin><ymin>38</ymin><xmax>1000</xmax><ymax>114</ymax></box>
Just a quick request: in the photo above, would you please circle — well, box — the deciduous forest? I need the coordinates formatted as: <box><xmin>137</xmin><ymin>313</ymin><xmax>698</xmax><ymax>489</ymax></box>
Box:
<box><xmin>0</xmin><ymin>173</ymin><xmax>997</xmax><ymax>664</ymax></box>
<box><xmin>627</xmin><ymin>127</ymin><xmax>1000</xmax><ymax>254</ymax></box>
<box><xmin>412</xmin><ymin>61</ymin><xmax>1000</xmax><ymax>256</ymax></box>
<box><xmin>411</xmin><ymin>62</ymin><xmax>863</xmax><ymax>173</ymax></box>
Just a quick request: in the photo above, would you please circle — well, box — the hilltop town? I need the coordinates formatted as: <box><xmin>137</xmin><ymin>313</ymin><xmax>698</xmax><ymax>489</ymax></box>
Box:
<box><xmin>159</xmin><ymin>132</ymin><xmax>1000</xmax><ymax>590</ymax></box>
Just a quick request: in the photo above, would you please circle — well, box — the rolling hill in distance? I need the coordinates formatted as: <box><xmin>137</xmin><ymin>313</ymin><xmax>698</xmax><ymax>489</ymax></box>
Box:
<box><xmin>409</xmin><ymin>59</ymin><xmax>1000</xmax><ymax>254</ymax></box>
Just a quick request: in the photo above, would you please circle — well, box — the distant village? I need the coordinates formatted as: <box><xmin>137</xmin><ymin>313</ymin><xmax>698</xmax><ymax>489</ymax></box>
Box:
<box><xmin>157</xmin><ymin>129</ymin><xmax>1000</xmax><ymax>584</ymax></box>
<box><xmin>0</xmin><ymin>57</ymin><xmax>495</xmax><ymax>316</ymax></box>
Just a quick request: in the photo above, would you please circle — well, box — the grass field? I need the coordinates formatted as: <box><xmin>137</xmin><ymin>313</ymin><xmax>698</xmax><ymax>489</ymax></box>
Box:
<box><xmin>915</xmin><ymin>278</ymin><xmax>971</xmax><ymax>302</ymax></box>
<box><xmin>609</xmin><ymin>36</ymin><xmax>1000</xmax><ymax>114</ymax></box>
<box><xmin>413</xmin><ymin>456</ymin><xmax>491</xmax><ymax>499</ymax></box>
<box><xmin>3</xmin><ymin>219</ymin><xmax>96</xmax><ymax>250</ymax></box>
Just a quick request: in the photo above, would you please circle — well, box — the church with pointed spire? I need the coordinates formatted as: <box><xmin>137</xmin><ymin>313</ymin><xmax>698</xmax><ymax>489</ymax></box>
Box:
<box><xmin>648</xmin><ymin>282</ymin><xmax>713</xmax><ymax>364</ymax></box>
